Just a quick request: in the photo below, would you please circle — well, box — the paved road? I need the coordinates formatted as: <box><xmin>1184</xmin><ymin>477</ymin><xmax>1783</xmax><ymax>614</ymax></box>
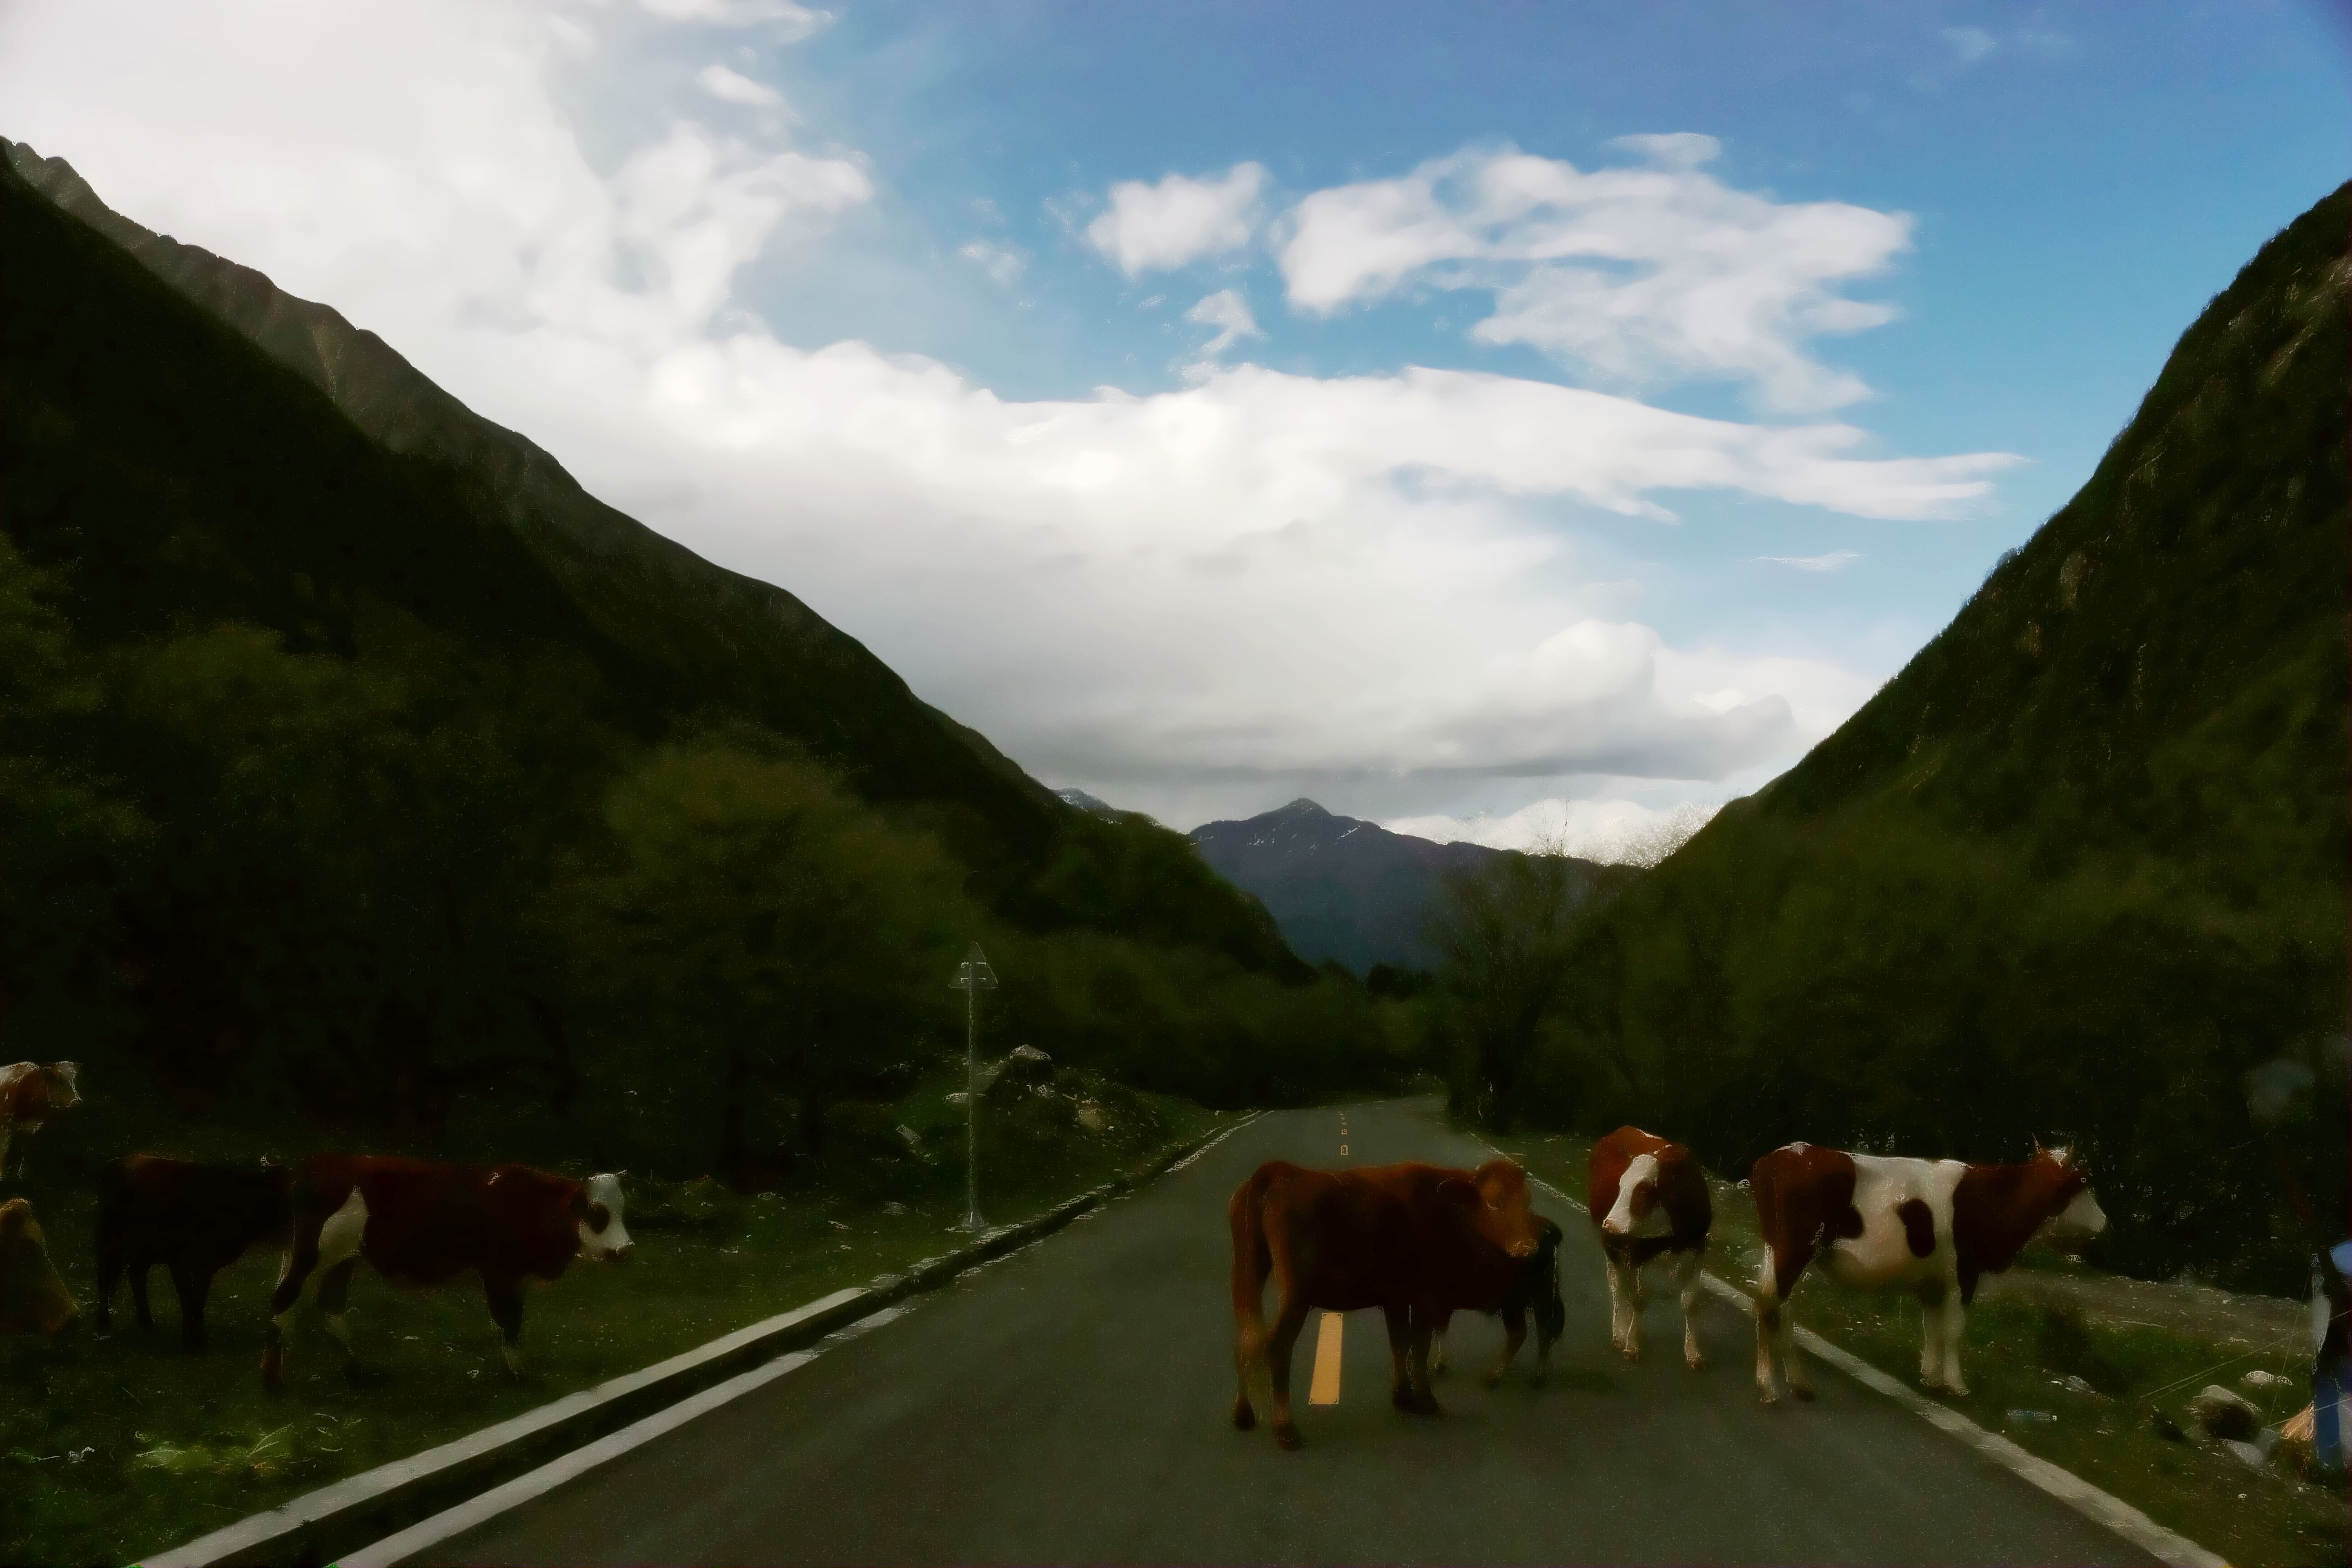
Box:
<box><xmin>417</xmin><ymin>1101</ymin><xmax>2151</xmax><ymax>1566</ymax></box>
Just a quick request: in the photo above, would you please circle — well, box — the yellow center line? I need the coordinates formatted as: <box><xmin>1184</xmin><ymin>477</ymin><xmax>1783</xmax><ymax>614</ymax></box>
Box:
<box><xmin>1308</xmin><ymin>1310</ymin><xmax>1345</xmax><ymax>1405</ymax></box>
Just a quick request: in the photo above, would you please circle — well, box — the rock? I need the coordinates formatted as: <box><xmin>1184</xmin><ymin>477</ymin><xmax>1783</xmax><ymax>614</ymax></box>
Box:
<box><xmin>2190</xmin><ymin>1384</ymin><xmax>2264</xmax><ymax>1442</ymax></box>
<box><xmin>2219</xmin><ymin>1438</ymin><xmax>2271</xmax><ymax>1472</ymax></box>
<box><xmin>945</xmin><ymin>1091</ymin><xmax>970</xmax><ymax>1107</ymax></box>
<box><xmin>1009</xmin><ymin>1044</ymin><xmax>1051</xmax><ymax>1066</ymax></box>
<box><xmin>2060</xmin><ymin>1375</ymin><xmax>2098</xmax><ymax>1396</ymax></box>
<box><xmin>2241</xmin><ymin>1369</ymin><xmax>2290</xmax><ymax>1391</ymax></box>
<box><xmin>2151</xmin><ymin>1409</ymin><xmax>2186</xmax><ymax>1442</ymax></box>
<box><xmin>882</xmin><ymin>1201</ymin><xmax>906</xmax><ymax>1216</ymax></box>
<box><xmin>2004</xmin><ymin>1409</ymin><xmax>2058</xmax><ymax>1429</ymax></box>
<box><xmin>895</xmin><ymin>1125</ymin><xmax>922</xmax><ymax>1148</ymax></box>
<box><xmin>1075</xmin><ymin>1102</ymin><xmax>1107</xmax><ymax>1132</ymax></box>
<box><xmin>1032</xmin><ymin>1083</ymin><xmax>1057</xmax><ymax>1100</ymax></box>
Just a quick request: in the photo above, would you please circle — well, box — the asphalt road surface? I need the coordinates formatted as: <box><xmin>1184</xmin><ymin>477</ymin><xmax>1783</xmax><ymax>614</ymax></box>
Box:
<box><xmin>416</xmin><ymin>1100</ymin><xmax>2152</xmax><ymax>1566</ymax></box>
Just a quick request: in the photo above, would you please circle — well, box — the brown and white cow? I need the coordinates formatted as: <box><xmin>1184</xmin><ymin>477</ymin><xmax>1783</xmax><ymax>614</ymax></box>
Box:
<box><xmin>1228</xmin><ymin>1158</ymin><xmax>1563</xmax><ymax>1450</ymax></box>
<box><xmin>1589</xmin><ymin>1125</ymin><xmax>1714</xmax><ymax>1369</ymax></box>
<box><xmin>1749</xmin><ymin>1140</ymin><xmax>2106</xmax><ymax>1403</ymax></box>
<box><xmin>0</xmin><ymin>1196</ymin><xmax>79</xmax><ymax>1337</ymax></box>
<box><xmin>0</xmin><ymin>1061</ymin><xmax>81</xmax><ymax>1181</ymax></box>
<box><xmin>262</xmin><ymin>1155</ymin><xmax>631</xmax><ymax>1388</ymax></box>
<box><xmin>97</xmin><ymin>1156</ymin><xmax>292</xmax><ymax>1352</ymax></box>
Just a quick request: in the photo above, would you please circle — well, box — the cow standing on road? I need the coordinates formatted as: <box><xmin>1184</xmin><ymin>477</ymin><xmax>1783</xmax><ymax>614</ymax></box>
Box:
<box><xmin>1749</xmin><ymin>1140</ymin><xmax>2106</xmax><ymax>1403</ymax></box>
<box><xmin>262</xmin><ymin>1155</ymin><xmax>632</xmax><ymax>1389</ymax></box>
<box><xmin>0</xmin><ymin>1060</ymin><xmax>81</xmax><ymax>1182</ymax></box>
<box><xmin>1589</xmin><ymin>1125</ymin><xmax>1713</xmax><ymax>1369</ymax></box>
<box><xmin>1227</xmin><ymin>1158</ymin><xmax>1562</xmax><ymax>1450</ymax></box>
<box><xmin>96</xmin><ymin>1155</ymin><xmax>292</xmax><ymax>1352</ymax></box>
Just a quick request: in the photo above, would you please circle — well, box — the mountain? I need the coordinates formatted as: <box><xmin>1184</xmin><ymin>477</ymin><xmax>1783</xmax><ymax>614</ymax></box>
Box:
<box><xmin>1189</xmin><ymin>799</ymin><xmax>1591</xmax><ymax>974</ymax></box>
<box><xmin>1055</xmin><ymin>788</ymin><xmax>1123</xmax><ymax>819</ymax></box>
<box><xmin>1529</xmin><ymin>182</ymin><xmax>2350</xmax><ymax>1293</ymax></box>
<box><xmin>0</xmin><ymin>137</ymin><xmax>1299</xmax><ymax>978</ymax></box>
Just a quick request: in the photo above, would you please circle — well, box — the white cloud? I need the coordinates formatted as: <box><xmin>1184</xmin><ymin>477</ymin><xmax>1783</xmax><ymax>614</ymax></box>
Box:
<box><xmin>1387</xmin><ymin>798</ymin><xmax>1721</xmax><ymax>865</ymax></box>
<box><xmin>960</xmin><ymin>238</ymin><xmax>1026</xmax><ymax>288</ymax></box>
<box><xmin>640</xmin><ymin>0</ymin><xmax>830</xmax><ymax>37</ymax></box>
<box><xmin>0</xmin><ymin>0</ymin><xmax>2010</xmax><ymax>831</ymax></box>
<box><xmin>1085</xmin><ymin>162</ymin><xmax>1268</xmax><ymax>275</ymax></box>
<box><xmin>1758</xmin><ymin>549</ymin><xmax>1862</xmax><ymax>571</ymax></box>
<box><xmin>696</xmin><ymin>63</ymin><xmax>784</xmax><ymax>108</ymax></box>
<box><xmin>1940</xmin><ymin>26</ymin><xmax>1998</xmax><ymax>67</ymax></box>
<box><xmin>1277</xmin><ymin>139</ymin><xmax>1911</xmax><ymax>413</ymax></box>
<box><xmin>1185</xmin><ymin>289</ymin><xmax>1261</xmax><ymax>358</ymax></box>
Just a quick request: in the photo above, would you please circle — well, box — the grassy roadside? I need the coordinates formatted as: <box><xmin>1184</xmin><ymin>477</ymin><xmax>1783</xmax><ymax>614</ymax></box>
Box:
<box><xmin>0</xmin><ymin>1077</ymin><xmax>1225</xmax><ymax>1567</ymax></box>
<box><xmin>1495</xmin><ymin>1132</ymin><xmax>2347</xmax><ymax>1568</ymax></box>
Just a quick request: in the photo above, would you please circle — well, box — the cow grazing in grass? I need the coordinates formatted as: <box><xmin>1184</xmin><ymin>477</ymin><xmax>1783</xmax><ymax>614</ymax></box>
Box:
<box><xmin>0</xmin><ymin>1197</ymin><xmax>78</xmax><ymax>1337</ymax></box>
<box><xmin>1590</xmin><ymin>1125</ymin><xmax>1714</xmax><ymax>1369</ymax></box>
<box><xmin>1749</xmin><ymin>1141</ymin><xmax>2106</xmax><ymax>1403</ymax></box>
<box><xmin>96</xmin><ymin>1156</ymin><xmax>292</xmax><ymax>1352</ymax></box>
<box><xmin>262</xmin><ymin>1155</ymin><xmax>631</xmax><ymax>1389</ymax></box>
<box><xmin>1228</xmin><ymin>1158</ymin><xmax>1561</xmax><ymax>1450</ymax></box>
<box><xmin>0</xmin><ymin>1060</ymin><xmax>81</xmax><ymax>1182</ymax></box>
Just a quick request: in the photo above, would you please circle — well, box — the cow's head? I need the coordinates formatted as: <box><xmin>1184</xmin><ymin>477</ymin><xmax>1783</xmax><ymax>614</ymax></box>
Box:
<box><xmin>1442</xmin><ymin>1160</ymin><xmax>1548</xmax><ymax>1259</ymax></box>
<box><xmin>44</xmin><ymin>1062</ymin><xmax>81</xmax><ymax>1112</ymax></box>
<box><xmin>1602</xmin><ymin>1149</ymin><xmax>1673</xmax><ymax>1237</ymax></box>
<box><xmin>2033</xmin><ymin>1144</ymin><xmax>2107</xmax><ymax>1240</ymax></box>
<box><xmin>0</xmin><ymin>1198</ymin><xmax>79</xmax><ymax>1338</ymax></box>
<box><xmin>575</xmin><ymin>1171</ymin><xmax>634</xmax><ymax>1262</ymax></box>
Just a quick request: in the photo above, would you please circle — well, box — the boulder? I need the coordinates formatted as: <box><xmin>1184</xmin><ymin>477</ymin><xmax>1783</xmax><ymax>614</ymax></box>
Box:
<box><xmin>2190</xmin><ymin>1384</ymin><xmax>2263</xmax><ymax>1442</ymax></box>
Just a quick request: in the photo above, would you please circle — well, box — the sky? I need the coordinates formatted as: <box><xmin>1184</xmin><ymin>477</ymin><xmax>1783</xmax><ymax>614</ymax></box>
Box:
<box><xmin>2</xmin><ymin>0</ymin><xmax>2345</xmax><ymax>853</ymax></box>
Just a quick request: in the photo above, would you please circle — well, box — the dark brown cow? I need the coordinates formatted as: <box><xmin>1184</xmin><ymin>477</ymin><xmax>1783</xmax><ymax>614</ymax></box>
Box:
<box><xmin>1589</xmin><ymin>1125</ymin><xmax>1714</xmax><ymax>1368</ymax></box>
<box><xmin>0</xmin><ymin>1060</ymin><xmax>81</xmax><ymax>1181</ymax></box>
<box><xmin>1749</xmin><ymin>1141</ymin><xmax>2106</xmax><ymax>1402</ymax></box>
<box><xmin>0</xmin><ymin>1197</ymin><xmax>78</xmax><ymax>1336</ymax></box>
<box><xmin>1227</xmin><ymin>1158</ymin><xmax>1562</xmax><ymax>1449</ymax></box>
<box><xmin>96</xmin><ymin>1156</ymin><xmax>291</xmax><ymax>1351</ymax></box>
<box><xmin>262</xmin><ymin>1155</ymin><xmax>631</xmax><ymax>1388</ymax></box>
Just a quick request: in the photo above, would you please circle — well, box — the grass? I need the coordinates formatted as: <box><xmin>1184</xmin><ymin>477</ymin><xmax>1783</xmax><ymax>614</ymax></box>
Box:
<box><xmin>1497</xmin><ymin>1132</ymin><xmax>2348</xmax><ymax>1568</ymax></box>
<box><xmin>0</xmin><ymin>1074</ymin><xmax>1223</xmax><ymax>1568</ymax></box>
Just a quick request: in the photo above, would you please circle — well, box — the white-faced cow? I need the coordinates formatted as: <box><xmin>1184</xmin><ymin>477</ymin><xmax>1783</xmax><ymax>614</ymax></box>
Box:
<box><xmin>1749</xmin><ymin>1140</ymin><xmax>2106</xmax><ymax>1403</ymax></box>
<box><xmin>1589</xmin><ymin>1125</ymin><xmax>1714</xmax><ymax>1369</ymax></box>
<box><xmin>262</xmin><ymin>1154</ymin><xmax>631</xmax><ymax>1388</ymax></box>
<box><xmin>0</xmin><ymin>1061</ymin><xmax>81</xmax><ymax>1182</ymax></box>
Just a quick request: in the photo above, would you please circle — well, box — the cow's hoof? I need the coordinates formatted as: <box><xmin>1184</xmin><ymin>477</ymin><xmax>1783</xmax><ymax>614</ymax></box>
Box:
<box><xmin>1399</xmin><ymin>1392</ymin><xmax>1442</xmax><ymax>1417</ymax></box>
<box><xmin>1620</xmin><ymin>1345</ymin><xmax>1641</xmax><ymax>1362</ymax></box>
<box><xmin>1945</xmin><ymin>1382</ymin><xmax>1970</xmax><ymax>1399</ymax></box>
<box><xmin>1274</xmin><ymin>1424</ymin><xmax>1304</xmax><ymax>1451</ymax></box>
<box><xmin>1791</xmin><ymin>1384</ymin><xmax>1816</xmax><ymax>1403</ymax></box>
<box><xmin>1530</xmin><ymin>1371</ymin><xmax>1548</xmax><ymax>1389</ymax></box>
<box><xmin>1757</xmin><ymin>1385</ymin><xmax>1780</xmax><ymax>1406</ymax></box>
<box><xmin>1686</xmin><ymin>1356</ymin><xmax>1707</xmax><ymax>1372</ymax></box>
<box><xmin>1482</xmin><ymin>1372</ymin><xmax>1504</xmax><ymax>1390</ymax></box>
<box><xmin>1232</xmin><ymin>1398</ymin><xmax>1256</xmax><ymax>1431</ymax></box>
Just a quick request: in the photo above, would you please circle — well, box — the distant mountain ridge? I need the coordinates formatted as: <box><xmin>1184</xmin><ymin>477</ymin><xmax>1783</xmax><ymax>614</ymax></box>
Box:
<box><xmin>1189</xmin><ymin>799</ymin><xmax>1596</xmax><ymax>973</ymax></box>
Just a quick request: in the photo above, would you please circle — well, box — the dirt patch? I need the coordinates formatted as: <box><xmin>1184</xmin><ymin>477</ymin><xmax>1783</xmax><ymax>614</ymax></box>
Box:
<box><xmin>1975</xmin><ymin>1267</ymin><xmax>2309</xmax><ymax>1351</ymax></box>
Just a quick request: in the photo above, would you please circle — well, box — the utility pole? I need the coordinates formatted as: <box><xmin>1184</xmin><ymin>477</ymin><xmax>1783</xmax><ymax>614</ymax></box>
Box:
<box><xmin>950</xmin><ymin>943</ymin><xmax>997</xmax><ymax>1233</ymax></box>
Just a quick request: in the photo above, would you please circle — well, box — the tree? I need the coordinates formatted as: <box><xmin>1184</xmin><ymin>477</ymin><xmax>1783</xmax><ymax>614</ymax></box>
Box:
<box><xmin>1425</xmin><ymin>843</ymin><xmax>1589</xmax><ymax>1129</ymax></box>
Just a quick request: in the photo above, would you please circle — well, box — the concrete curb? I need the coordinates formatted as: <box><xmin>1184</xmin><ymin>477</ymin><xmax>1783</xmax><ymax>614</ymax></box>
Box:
<box><xmin>140</xmin><ymin>1112</ymin><xmax>1259</xmax><ymax>1568</ymax></box>
<box><xmin>1509</xmin><ymin>1160</ymin><xmax>2224</xmax><ymax>1568</ymax></box>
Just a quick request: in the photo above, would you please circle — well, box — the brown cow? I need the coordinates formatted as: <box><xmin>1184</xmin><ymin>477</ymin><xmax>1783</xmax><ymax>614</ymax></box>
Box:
<box><xmin>0</xmin><ymin>1060</ymin><xmax>81</xmax><ymax>1181</ymax></box>
<box><xmin>96</xmin><ymin>1156</ymin><xmax>292</xmax><ymax>1352</ymax></box>
<box><xmin>0</xmin><ymin>1197</ymin><xmax>78</xmax><ymax>1336</ymax></box>
<box><xmin>1228</xmin><ymin>1158</ymin><xmax>1561</xmax><ymax>1449</ymax></box>
<box><xmin>1589</xmin><ymin>1125</ymin><xmax>1714</xmax><ymax>1368</ymax></box>
<box><xmin>262</xmin><ymin>1155</ymin><xmax>631</xmax><ymax>1388</ymax></box>
<box><xmin>1750</xmin><ymin>1141</ymin><xmax>2106</xmax><ymax>1403</ymax></box>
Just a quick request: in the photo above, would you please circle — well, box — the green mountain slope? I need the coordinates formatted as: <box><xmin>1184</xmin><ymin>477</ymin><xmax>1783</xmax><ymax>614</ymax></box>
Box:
<box><xmin>1531</xmin><ymin>183</ymin><xmax>2349</xmax><ymax>1291</ymax></box>
<box><xmin>0</xmin><ymin>144</ymin><xmax>1329</xmax><ymax>1151</ymax></box>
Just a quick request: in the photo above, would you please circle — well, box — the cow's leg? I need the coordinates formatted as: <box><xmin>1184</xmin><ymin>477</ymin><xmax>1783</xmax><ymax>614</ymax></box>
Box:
<box><xmin>1676</xmin><ymin>1246</ymin><xmax>1707</xmax><ymax>1371</ymax></box>
<box><xmin>485</xmin><ymin>1272</ymin><xmax>529</xmax><ymax>1378</ymax></box>
<box><xmin>1936</xmin><ymin>1287</ymin><xmax>1970</xmax><ymax>1397</ymax></box>
<box><xmin>1486</xmin><ymin>1305</ymin><xmax>1526</xmax><ymax>1389</ymax></box>
<box><xmin>315</xmin><ymin>1258</ymin><xmax>367</xmax><ymax>1381</ymax></box>
<box><xmin>1384</xmin><ymin>1303</ymin><xmax>1416</xmax><ymax>1407</ymax></box>
<box><xmin>1914</xmin><ymin>1277</ymin><xmax>1948</xmax><ymax>1389</ymax></box>
<box><xmin>1622</xmin><ymin>1255</ymin><xmax>1646</xmax><ymax>1361</ymax></box>
<box><xmin>1429</xmin><ymin>1322</ymin><xmax>1447</xmax><ymax>1377</ymax></box>
<box><xmin>94</xmin><ymin>1223</ymin><xmax>123</xmax><ymax>1335</ymax></box>
<box><xmin>1264</xmin><ymin>1295</ymin><xmax>1312</xmax><ymax>1448</ymax></box>
<box><xmin>264</xmin><ymin>1232</ymin><xmax>318</xmax><ymax>1390</ymax></box>
<box><xmin>170</xmin><ymin>1259</ymin><xmax>215</xmax><ymax>1353</ymax></box>
<box><xmin>1604</xmin><ymin>1244</ymin><xmax>1637</xmax><ymax>1357</ymax></box>
<box><xmin>1402</xmin><ymin>1314</ymin><xmax>1441</xmax><ymax>1415</ymax></box>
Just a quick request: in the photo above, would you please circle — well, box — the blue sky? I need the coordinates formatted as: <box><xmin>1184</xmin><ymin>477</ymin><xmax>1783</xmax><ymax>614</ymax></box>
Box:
<box><xmin>3</xmin><ymin>0</ymin><xmax>2345</xmax><ymax>848</ymax></box>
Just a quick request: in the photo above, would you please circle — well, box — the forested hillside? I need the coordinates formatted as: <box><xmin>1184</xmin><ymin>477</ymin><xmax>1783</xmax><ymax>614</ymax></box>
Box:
<box><xmin>1520</xmin><ymin>183</ymin><xmax>2350</xmax><ymax>1293</ymax></box>
<box><xmin>0</xmin><ymin>149</ymin><xmax>1387</xmax><ymax>1182</ymax></box>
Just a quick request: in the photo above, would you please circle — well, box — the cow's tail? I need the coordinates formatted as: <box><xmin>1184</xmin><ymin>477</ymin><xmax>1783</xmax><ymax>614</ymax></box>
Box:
<box><xmin>1228</xmin><ymin>1167</ymin><xmax>1278</xmax><ymax>1427</ymax></box>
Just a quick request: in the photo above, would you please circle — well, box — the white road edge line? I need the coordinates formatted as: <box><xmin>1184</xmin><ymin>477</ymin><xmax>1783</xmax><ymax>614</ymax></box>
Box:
<box><xmin>338</xmin><ymin>1306</ymin><xmax>913</xmax><ymax>1568</ymax></box>
<box><xmin>1506</xmin><ymin>1161</ymin><xmax>2223</xmax><ymax>1568</ymax></box>
<box><xmin>341</xmin><ymin>1112</ymin><xmax>1262</xmax><ymax>1568</ymax></box>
